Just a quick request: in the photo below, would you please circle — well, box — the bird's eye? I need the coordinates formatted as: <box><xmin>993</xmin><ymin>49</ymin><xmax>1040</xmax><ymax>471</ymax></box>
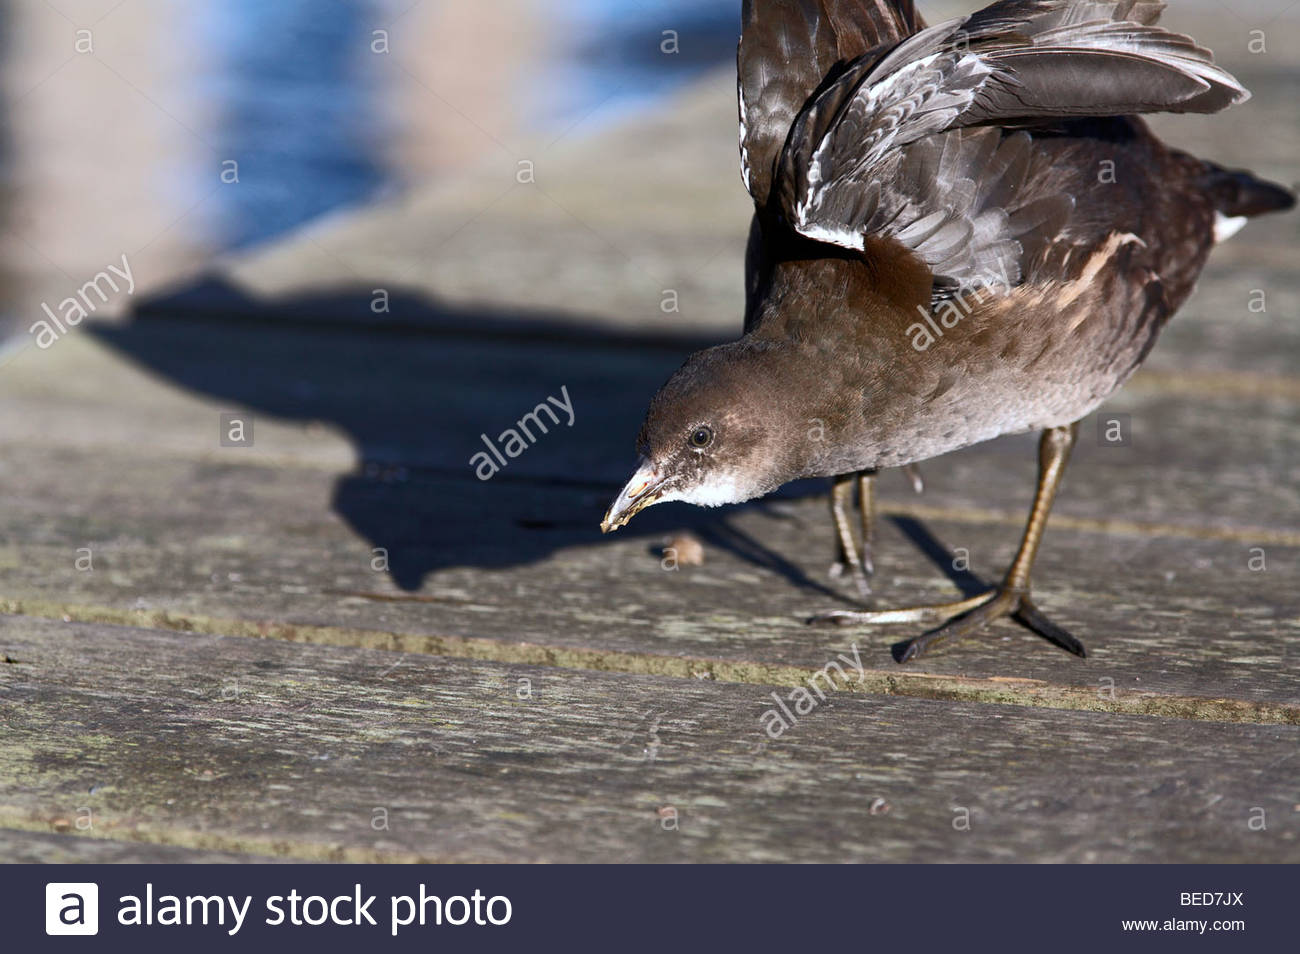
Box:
<box><xmin>688</xmin><ymin>426</ymin><xmax>713</xmax><ymax>448</ymax></box>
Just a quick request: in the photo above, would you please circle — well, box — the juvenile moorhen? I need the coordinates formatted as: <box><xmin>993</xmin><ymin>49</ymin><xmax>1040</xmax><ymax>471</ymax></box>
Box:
<box><xmin>601</xmin><ymin>0</ymin><xmax>1295</xmax><ymax>661</ymax></box>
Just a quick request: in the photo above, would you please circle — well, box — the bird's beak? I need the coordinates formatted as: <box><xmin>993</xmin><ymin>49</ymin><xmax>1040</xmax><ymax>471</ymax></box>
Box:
<box><xmin>601</xmin><ymin>458</ymin><xmax>667</xmax><ymax>533</ymax></box>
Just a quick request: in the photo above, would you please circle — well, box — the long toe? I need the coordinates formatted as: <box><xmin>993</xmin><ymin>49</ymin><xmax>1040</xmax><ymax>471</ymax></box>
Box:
<box><xmin>808</xmin><ymin>589</ymin><xmax>997</xmax><ymax>628</ymax></box>
<box><xmin>896</xmin><ymin>590</ymin><xmax>1086</xmax><ymax>662</ymax></box>
<box><xmin>1013</xmin><ymin>597</ymin><xmax>1087</xmax><ymax>658</ymax></box>
<box><xmin>895</xmin><ymin>589</ymin><xmax>1021</xmax><ymax>661</ymax></box>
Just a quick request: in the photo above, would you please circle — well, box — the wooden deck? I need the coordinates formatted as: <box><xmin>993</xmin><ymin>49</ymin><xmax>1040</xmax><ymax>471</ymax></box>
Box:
<box><xmin>1</xmin><ymin>7</ymin><xmax>1298</xmax><ymax>862</ymax></box>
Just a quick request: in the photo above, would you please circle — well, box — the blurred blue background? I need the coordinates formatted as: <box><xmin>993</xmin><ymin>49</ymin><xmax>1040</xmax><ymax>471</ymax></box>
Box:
<box><xmin>195</xmin><ymin>0</ymin><xmax>738</xmax><ymax>249</ymax></box>
<box><xmin>0</xmin><ymin>0</ymin><xmax>748</xmax><ymax>331</ymax></box>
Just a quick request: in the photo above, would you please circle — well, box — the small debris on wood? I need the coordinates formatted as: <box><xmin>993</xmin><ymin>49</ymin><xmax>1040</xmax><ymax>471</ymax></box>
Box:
<box><xmin>663</xmin><ymin>533</ymin><xmax>705</xmax><ymax>566</ymax></box>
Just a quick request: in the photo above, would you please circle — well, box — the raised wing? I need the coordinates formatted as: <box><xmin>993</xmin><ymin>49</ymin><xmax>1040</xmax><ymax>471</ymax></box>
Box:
<box><xmin>738</xmin><ymin>0</ymin><xmax>925</xmax><ymax>209</ymax></box>
<box><xmin>773</xmin><ymin>0</ymin><xmax>1248</xmax><ymax>293</ymax></box>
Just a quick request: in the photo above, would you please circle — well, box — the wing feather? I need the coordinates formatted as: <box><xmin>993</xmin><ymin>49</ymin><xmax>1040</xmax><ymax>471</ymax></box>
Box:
<box><xmin>739</xmin><ymin>0</ymin><xmax>926</xmax><ymax>207</ymax></box>
<box><xmin>772</xmin><ymin>0</ymin><xmax>1246</xmax><ymax>292</ymax></box>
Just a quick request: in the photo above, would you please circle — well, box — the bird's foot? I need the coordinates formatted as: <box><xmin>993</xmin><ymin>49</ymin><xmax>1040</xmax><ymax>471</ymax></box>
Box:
<box><xmin>827</xmin><ymin>548</ymin><xmax>872</xmax><ymax>599</ymax></box>
<box><xmin>901</xmin><ymin>463</ymin><xmax>924</xmax><ymax>495</ymax></box>
<box><xmin>808</xmin><ymin>586</ymin><xmax>1085</xmax><ymax>662</ymax></box>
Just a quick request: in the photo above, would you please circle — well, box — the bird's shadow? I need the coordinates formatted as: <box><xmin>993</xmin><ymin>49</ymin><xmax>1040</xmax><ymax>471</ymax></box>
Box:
<box><xmin>891</xmin><ymin>515</ymin><xmax>991</xmax><ymax>597</ymax></box>
<box><xmin>89</xmin><ymin>278</ymin><xmax>841</xmax><ymax>593</ymax></box>
<box><xmin>93</xmin><ymin>278</ymin><xmax>980</xmax><ymax>602</ymax></box>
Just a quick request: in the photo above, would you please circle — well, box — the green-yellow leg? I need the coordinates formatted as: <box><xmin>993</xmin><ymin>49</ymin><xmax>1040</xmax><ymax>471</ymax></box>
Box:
<box><xmin>857</xmin><ymin>470</ymin><xmax>876</xmax><ymax>578</ymax></box>
<box><xmin>828</xmin><ymin>473</ymin><xmax>871</xmax><ymax>599</ymax></box>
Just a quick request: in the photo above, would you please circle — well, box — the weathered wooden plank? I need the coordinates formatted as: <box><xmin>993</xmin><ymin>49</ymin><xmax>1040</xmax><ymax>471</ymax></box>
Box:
<box><xmin>0</xmin><ymin>419</ymin><xmax>1296</xmax><ymax>713</ymax></box>
<box><xmin>2</xmin><ymin>616</ymin><xmax>1297</xmax><ymax>863</ymax></box>
<box><xmin>0</xmin><ymin>469</ymin><xmax>1296</xmax><ymax>714</ymax></box>
<box><xmin>0</xmin><ymin>828</ymin><xmax>288</xmax><ymax>863</ymax></box>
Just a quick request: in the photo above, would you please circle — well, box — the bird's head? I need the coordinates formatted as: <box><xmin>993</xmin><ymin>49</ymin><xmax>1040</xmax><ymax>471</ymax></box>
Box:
<box><xmin>601</xmin><ymin>342</ymin><xmax>796</xmax><ymax>532</ymax></box>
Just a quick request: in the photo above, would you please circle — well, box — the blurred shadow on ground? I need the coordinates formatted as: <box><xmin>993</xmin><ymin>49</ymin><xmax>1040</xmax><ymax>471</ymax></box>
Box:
<box><xmin>91</xmin><ymin>276</ymin><xmax>850</xmax><ymax>595</ymax></box>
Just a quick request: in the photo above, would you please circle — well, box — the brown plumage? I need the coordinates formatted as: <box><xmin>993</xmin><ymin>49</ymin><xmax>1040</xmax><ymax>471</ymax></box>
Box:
<box><xmin>602</xmin><ymin>0</ymin><xmax>1295</xmax><ymax>661</ymax></box>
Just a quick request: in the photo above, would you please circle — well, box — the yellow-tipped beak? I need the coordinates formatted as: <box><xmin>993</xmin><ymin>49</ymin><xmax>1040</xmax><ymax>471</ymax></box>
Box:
<box><xmin>601</xmin><ymin>459</ymin><xmax>666</xmax><ymax>533</ymax></box>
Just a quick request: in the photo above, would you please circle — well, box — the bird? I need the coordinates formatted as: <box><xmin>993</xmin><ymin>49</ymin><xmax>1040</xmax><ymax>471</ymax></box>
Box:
<box><xmin>600</xmin><ymin>0</ymin><xmax>1295</xmax><ymax>661</ymax></box>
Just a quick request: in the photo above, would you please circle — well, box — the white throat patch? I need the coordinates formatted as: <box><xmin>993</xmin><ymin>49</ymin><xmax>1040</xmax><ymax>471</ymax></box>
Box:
<box><xmin>660</xmin><ymin>471</ymin><xmax>747</xmax><ymax>508</ymax></box>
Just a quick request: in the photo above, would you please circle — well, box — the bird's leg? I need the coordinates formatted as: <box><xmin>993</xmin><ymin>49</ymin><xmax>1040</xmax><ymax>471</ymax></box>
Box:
<box><xmin>856</xmin><ymin>470</ymin><xmax>876</xmax><ymax>578</ymax></box>
<box><xmin>811</xmin><ymin>424</ymin><xmax>1086</xmax><ymax>662</ymax></box>
<box><xmin>827</xmin><ymin>473</ymin><xmax>871</xmax><ymax>599</ymax></box>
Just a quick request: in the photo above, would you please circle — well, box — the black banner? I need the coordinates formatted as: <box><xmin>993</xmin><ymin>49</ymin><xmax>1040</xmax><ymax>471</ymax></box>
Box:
<box><xmin>8</xmin><ymin>863</ymin><xmax>1290</xmax><ymax>951</ymax></box>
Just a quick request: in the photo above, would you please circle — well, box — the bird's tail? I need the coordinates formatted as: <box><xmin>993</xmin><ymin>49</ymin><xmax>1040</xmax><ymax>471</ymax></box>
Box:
<box><xmin>1200</xmin><ymin>161</ymin><xmax>1296</xmax><ymax>219</ymax></box>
